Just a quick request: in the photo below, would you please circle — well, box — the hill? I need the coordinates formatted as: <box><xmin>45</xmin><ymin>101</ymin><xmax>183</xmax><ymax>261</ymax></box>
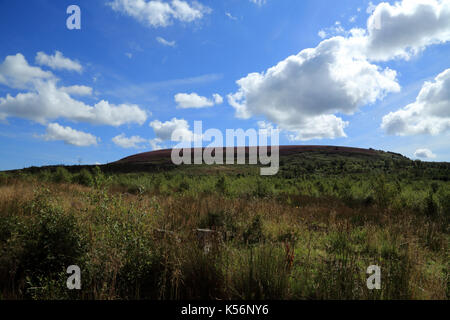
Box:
<box><xmin>3</xmin><ymin>144</ymin><xmax>449</xmax><ymax>181</ymax></box>
<box><xmin>0</xmin><ymin>145</ymin><xmax>448</xmax><ymax>300</ymax></box>
<box><xmin>114</xmin><ymin>145</ymin><xmax>405</xmax><ymax>165</ymax></box>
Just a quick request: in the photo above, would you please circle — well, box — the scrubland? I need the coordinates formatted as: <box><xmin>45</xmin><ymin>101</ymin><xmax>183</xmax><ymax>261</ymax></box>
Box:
<box><xmin>0</xmin><ymin>151</ymin><xmax>448</xmax><ymax>300</ymax></box>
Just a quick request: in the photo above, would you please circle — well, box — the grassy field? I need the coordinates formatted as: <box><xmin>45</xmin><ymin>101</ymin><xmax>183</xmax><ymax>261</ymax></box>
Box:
<box><xmin>0</xmin><ymin>148</ymin><xmax>448</xmax><ymax>300</ymax></box>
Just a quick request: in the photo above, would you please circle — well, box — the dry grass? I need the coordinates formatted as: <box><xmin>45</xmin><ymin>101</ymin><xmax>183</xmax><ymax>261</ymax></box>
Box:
<box><xmin>0</xmin><ymin>178</ymin><xmax>448</xmax><ymax>300</ymax></box>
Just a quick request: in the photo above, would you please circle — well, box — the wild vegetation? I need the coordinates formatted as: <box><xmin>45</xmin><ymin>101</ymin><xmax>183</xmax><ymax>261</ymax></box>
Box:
<box><xmin>0</xmin><ymin>149</ymin><xmax>448</xmax><ymax>300</ymax></box>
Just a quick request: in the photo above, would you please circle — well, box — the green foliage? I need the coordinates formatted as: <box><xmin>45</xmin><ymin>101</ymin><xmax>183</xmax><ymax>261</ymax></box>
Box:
<box><xmin>0</xmin><ymin>148</ymin><xmax>448</xmax><ymax>300</ymax></box>
<box><xmin>254</xmin><ymin>178</ymin><xmax>272</xmax><ymax>198</ymax></box>
<box><xmin>373</xmin><ymin>176</ymin><xmax>396</xmax><ymax>209</ymax></box>
<box><xmin>53</xmin><ymin>167</ymin><xmax>72</xmax><ymax>183</ymax></box>
<box><xmin>178</xmin><ymin>179</ymin><xmax>190</xmax><ymax>192</ymax></box>
<box><xmin>243</xmin><ymin>215</ymin><xmax>264</xmax><ymax>245</ymax></box>
<box><xmin>231</xmin><ymin>244</ymin><xmax>291</xmax><ymax>299</ymax></box>
<box><xmin>20</xmin><ymin>204</ymin><xmax>86</xmax><ymax>282</ymax></box>
<box><xmin>424</xmin><ymin>191</ymin><xmax>438</xmax><ymax>218</ymax></box>
<box><xmin>215</xmin><ymin>175</ymin><xmax>228</xmax><ymax>194</ymax></box>
<box><xmin>74</xmin><ymin>168</ymin><xmax>94</xmax><ymax>187</ymax></box>
<box><xmin>0</xmin><ymin>172</ymin><xmax>9</xmax><ymax>185</ymax></box>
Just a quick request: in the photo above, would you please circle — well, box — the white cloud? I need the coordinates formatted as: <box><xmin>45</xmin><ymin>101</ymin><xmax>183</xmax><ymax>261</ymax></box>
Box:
<box><xmin>0</xmin><ymin>53</ymin><xmax>148</xmax><ymax>126</ymax></box>
<box><xmin>250</xmin><ymin>0</ymin><xmax>266</xmax><ymax>6</ymax></box>
<box><xmin>382</xmin><ymin>68</ymin><xmax>450</xmax><ymax>136</ymax></box>
<box><xmin>42</xmin><ymin>123</ymin><xmax>99</xmax><ymax>147</ymax></box>
<box><xmin>174</xmin><ymin>92</ymin><xmax>222</xmax><ymax>108</ymax></box>
<box><xmin>108</xmin><ymin>0</ymin><xmax>211</xmax><ymax>28</ymax></box>
<box><xmin>112</xmin><ymin>133</ymin><xmax>147</xmax><ymax>148</ymax></box>
<box><xmin>149</xmin><ymin>117</ymin><xmax>199</xmax><ymax>142</ymax></box>
<box><xmin>0</xmin><ymin>80</ymin><xmax>147</xmax><ymax>126</ymax></box>
<box><xmin>156</xmin><ymin>36</ymin><xmax>176</xmax><ymax>47</ymax></box>
<box><xmin>257</xmin><ymin>120</ymin><xmax>281</xmax><ymax>137</ymax></box>
<box><xmin>317</xmin><ymin>22</ymin><xmax>347</xmax><ymax>40</ymax></box>
<box><xmin>212</xmin><ymin>93</ymin><xmax>223</xmax><ymax>104</ymax></box>
<box><xmin>36</xmin><ymin>51</ymin><xmax>83</xmax><ymax>73</ymax></box>
<box><xmin>228</xmin><ymin>36</ymin><xmax>400</xmax><ymax>140</ymax></box>
<box><xmin>0</xmin><ymin>53</ymin><xmax>53</xmax><ymax>89</ymax></box>
<box><xmin>149</xmin><ymin>138</ymin><xmax>163</xmax><ymax>150</ymax></box>
<box><xmin>366</xmin><ymin>1</ymin><xmax>377</xmax><ymax>14</ymax></box>
<box><xmin>228</xmin><ymin>0</ymin><xmax>450</xmax><ymax>140</ymax></box>
<box><xmin>414</xmin><ymin>148</ymin><xmax>437</xmax><ymax>159</ymax></box>
<box><xmin>60</xmin><ymin>85</ymin><xmax>93</xmax><ymax>96</ymax></box>
<box><xmin>125</xmin><ymin>52</ymin><xmax>133</xmax><ymax>59</ymax></box>
<box><xmin>365</xmin><ymin>0</ymin><xmax>450</xmax><ymax>61</ymax></box>
<box><xmin>225</xmin><ymin>12</ymin><xmax>237</xmax><ymax>20</ymax></box>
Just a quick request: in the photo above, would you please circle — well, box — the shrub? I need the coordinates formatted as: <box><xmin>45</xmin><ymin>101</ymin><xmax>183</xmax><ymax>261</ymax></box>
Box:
<box><xmin>53</xmin><ymin>167</ymin><xmax>72</xmax><ymax>183</ymax></box>
<box><xmin>373</xmin><ymin>177</ymin><xmax>396</xmax><ymax>209</ymax></box>
<box><xmin>117</xmin><ymin>237</ymin><xmax>164</xmax><ymax>299</ymax></box>
<box><xmin>177</xmin><ymin>179</ymin><xmax>189</xmax><ymax>192</ymax></box>
<box><xmin>254</xmin><ymin>178</ymin><xmax>272</xmax><ymax>198</ymax></box>
<box><xmin>424</xmin><ymin>191</ymin><xmax>438</xmax><ymax>219</ymax></box>
<box><xmin>75</xmin><ymin>169</ymin><xmax>94</xmax><ymax>187</ymax></box>
<box><xmin>0</xmin><ymin>172</ymin><xmax>9</xmax><ymax>185</ymax></box>
<box><xmin>216</xmin><ymin>175</ymin><xmax>228</xmax><ymax>194</ymax></box>
<box><xmin>20</xmin><ymin>208</ymin><xmax>86</xmax><ymax>280</ymax></box>
<box><xmin>92</xmin><ymin>166</ymin><xmax>108</xmax><ymax>188</ymax></box>
<box><xmin>243</xmin><ymin>215</ymin><xmax>264</xmax><ymax>245</ymax></box>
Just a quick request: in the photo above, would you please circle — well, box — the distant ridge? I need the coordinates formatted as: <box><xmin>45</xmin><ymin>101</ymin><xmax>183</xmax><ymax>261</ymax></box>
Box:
<box><xmin>115</xmin><ymin>145</ymin><xmax>387</xmax><ymax>164</ymax></box>
<box><xmin>4</xmin><ymin>145</ymin><xmax>412</xmax><ymax>174</ymax></box>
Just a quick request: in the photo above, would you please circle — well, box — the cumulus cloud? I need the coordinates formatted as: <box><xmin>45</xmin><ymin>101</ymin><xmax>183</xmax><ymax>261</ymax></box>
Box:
<box><xmin>381</xmin><ymin>68</ymin><xmax>450</xmax><ymax>136</ymax></box>
<box><xmin>60</xmin><ymin>85</ymin><xmax>93</xmax><ymax>96</ymax></box>
<box><xmin>112</xmin><ymin>133</ymin><xmax>147</xmax><ymax>148</ymax></box>
<box><xmin>212</xmin><ymin>93</ymin><xmax>223</xmax><ymax>104</ymax></box>
<box><xmin>0</xmin><ymin>80</ymin><xmax>147</xmax><ymax>126</ymax></box>
<box><xmin>364</xmin><ymin>0</ymin><xmax>450</xmax><ymax>61</ymax></box>
<box><xmin>149</xmin><ymin>138</ymin><xmax>164</xmax><ymax>150</ymax></box>
<box><xmin>414</xmin><ymin>148</ymin><xmax>437</xmax><ymax>159</ymax></box>
<box><xmin>0</xmin><ymin>53</ymin><xmax>53</xmax><ymax>89</ymax></box>
<box><xmin>42</xmin><ymin>123</ymin><xmax>99</xmax><ymax>147</ymax></box>
<box><xmin>175</xmin><ymin>92</ymin><xmax>223</xmax><ymax>108</ymax></box>
<box><xmin>149</xmin><ymin>117</ymin><xmax>199</xmax><ymax>142</ymax></box>
<box><xmin>228</xmin><ymin>0</ymin><xmax>450</xmax><ymax>140</ymax></box>
<box><xmin>0</xmin><ymin>53</ymin><xmax>148</xmax><ymax>126</ymax></box>
<box><xmin>108</xmin><ymin>0</ymin><xmax>211</xmax><ymax>28</ymax></box>
<box><xmin>228</xmin><ymin>36</ymin><xmax>400</xmax><ymax>140</ymax></box>
<box><xmin>36</xmin><ymin>51</ymin><xmax>83</xmax><ymax>73</ymax></box>
<box><xmin>156</xmin><ymin>36</ymin><xmax>176</xmax><ymax>47</ymax></box>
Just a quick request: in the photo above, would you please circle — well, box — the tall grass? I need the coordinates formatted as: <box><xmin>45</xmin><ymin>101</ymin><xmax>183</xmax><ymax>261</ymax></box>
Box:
<box><xmin>0</xmin><ymin>164</ymin><xmax>448</xmax><ymax>300</ymax></box>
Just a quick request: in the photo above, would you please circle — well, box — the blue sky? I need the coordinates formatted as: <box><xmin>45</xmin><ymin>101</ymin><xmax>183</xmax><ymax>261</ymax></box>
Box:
<box><xmin>0</xmin><ymin>0</ymin><xmax>449</xmax><ymax>170</ymax></box>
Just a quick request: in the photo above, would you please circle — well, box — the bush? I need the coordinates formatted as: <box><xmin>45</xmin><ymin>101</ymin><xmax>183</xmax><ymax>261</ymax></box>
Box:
<box><xmin>254</xmin><ymin>178</ymin><xmax>272</xmax><ymax>198</ymax></box>
<box><xmin>179</xmin><ymin>180</ymin><xmax>190</xmax><ymax>192</ymax></box>
<box><xmin>19</xmin><ymin>207</ymin><xmax>86</xmax><ymax>281</ymax></box>
<box><xmin>373</xmin><ymin>177</ymin><xmax>396</xmax><ymax>209</ymax></box>
<box><xmin>216</xmin><ymin>175</ymin><xmax>228</xmax><ymax>194</ymax></box>
<box><xmin>0</xmin><ymin>172</ymin><xmax>9</xmax><ymax>185</ymax></box>
<box><xmin>53</xmin><ymin>167</ymin><xmax>72</xmax><ymax>183</ymax></box>
<box><xmin>243</xmin><ymin>215</ymin><xmax>264</xmax><ymax>245</ymax></box>
<box><xmin>424</xmin><ymin>191</ymin><xmax>438</xmax><ymax>218</ymax></box>
<box><xmin>75</xmin><ymin>169</ymin><xmax>94</xmax><ymax>187</ymax></box>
